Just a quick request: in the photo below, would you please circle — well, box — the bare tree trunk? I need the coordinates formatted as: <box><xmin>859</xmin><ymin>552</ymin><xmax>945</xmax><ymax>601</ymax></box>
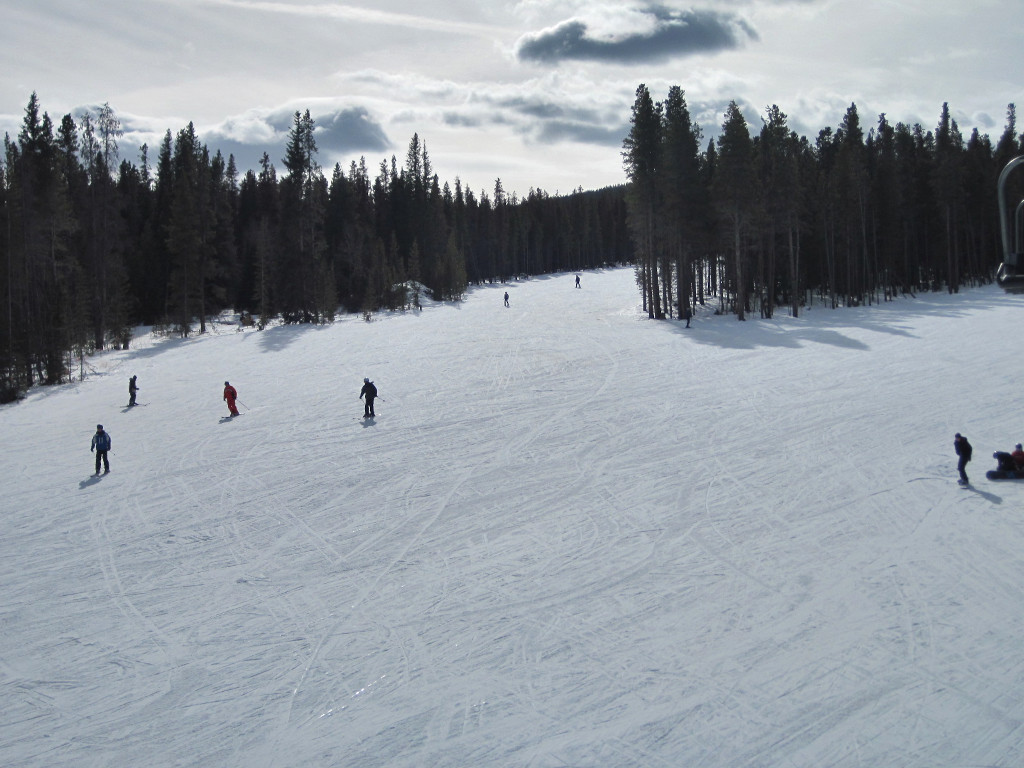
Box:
<box><xmin>733</xmin><ymin>214</ymin><xmax>745</xmax><ymax>321</ymax></box>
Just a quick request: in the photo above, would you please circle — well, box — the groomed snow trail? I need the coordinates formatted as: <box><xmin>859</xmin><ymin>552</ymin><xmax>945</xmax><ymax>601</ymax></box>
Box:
<box><xmin>3</xmin><ymin>268</ymin><xmax>1024</xmax><ymax>767</ymax></box>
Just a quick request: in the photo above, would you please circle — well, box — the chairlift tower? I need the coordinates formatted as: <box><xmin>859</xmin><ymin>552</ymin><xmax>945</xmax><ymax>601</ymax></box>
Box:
<box><xmin>996</xmin><ymin>155</ymin><xmax>1024</xmax><ymax>292</ymax></box>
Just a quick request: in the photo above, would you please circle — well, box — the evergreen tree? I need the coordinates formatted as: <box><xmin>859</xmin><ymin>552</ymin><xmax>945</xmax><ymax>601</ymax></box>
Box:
<box><xmin>933</xmin><ymin>103</ymin><xmax>966</xmax><ymax>291</ymax></box>
<box><xmin>761</xmin><ymin>105</ymin><xmax>807</xmax><ymax>316</ymax></box>
<box><xmin>660</xmin><ymin>86</ymin><xmax>704</xmax><ymax>319</ymax></box>
<box><xmin>280</xmin><ymin>110</ymin><xmax>331</xmax><ymax>322</ymax></box>
<box><xmin>868</xmin><ymin>113</ymin><xmax>903</xmax><ymax>299</ymax></box>
<box><xmin>165</xmin><ymin>122</ymin><xmax>205</xmax><ymax>336</ymax></box>
<box><xmin>712</xmin><ymin>101</ymin><xmax>756</xmax><ymax>320</ymax></box>
<box><xmin>622</xmin><ymin>84</ymin><xmax>664</xmax><ymax>318</ymax></box>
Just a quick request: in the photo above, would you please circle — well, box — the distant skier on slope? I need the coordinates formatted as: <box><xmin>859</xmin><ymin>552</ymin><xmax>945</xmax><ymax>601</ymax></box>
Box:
<box><xmin>223</xmin><ymin>381</ymin><xmax>239</xmax><ymax>417</ymax></box>
<box><xmin>127</xmin><ymin>375</ymin><xmax>139</xmax><ymax>406</ymax></box>
<box><xmin>360</xmin><ymin>377</ymin><xmax>377</xmax><ymax>418</ymax></box>
<box><xmin>954</xmin><ymin>432</ymin><xmax>972</xmax><ymax>485</ymax></box>
<box><xmin>575</xmin><ymin>274</ymin><xmax>581</xmax><ymax>288</ymax></box>
<box><xmin>504</xmin><ymin>291</ymin><xmax>510</xmax><ymax>308</ymax></box>
<box><xmin>91</xmin><ymin>424</ymin><xmax>111</xmax><ymax>475</ymax></box>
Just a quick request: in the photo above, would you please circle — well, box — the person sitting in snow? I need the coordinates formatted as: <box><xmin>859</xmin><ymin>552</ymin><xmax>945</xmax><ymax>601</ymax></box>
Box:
<box><xmin>1010</xmin><ymin>443</ymin><xmax>1024</xmax><ymax>470</ymax></box>
<box><xmin>993</xmin><ymin>450</ymin><xmax>1017</xmax><ymax>472</ymax></box>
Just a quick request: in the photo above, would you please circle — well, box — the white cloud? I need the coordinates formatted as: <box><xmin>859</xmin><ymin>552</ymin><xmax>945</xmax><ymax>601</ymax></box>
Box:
<box><xmin>2</xmin><ymin>0</ymin><xmax>1022</xmax><ymax>196</ymax></box>
<box><xmin>195</xmin><ymin>0</ymin><xmax>504</xmax><ymax>36</ymax></box>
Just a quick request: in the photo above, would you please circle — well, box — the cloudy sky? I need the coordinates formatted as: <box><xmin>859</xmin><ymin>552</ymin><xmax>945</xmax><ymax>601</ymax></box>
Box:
<box><xmin>2</xmin><ymin>0</ymin><xmax>1022</xmax><ymax>197</ymax></box>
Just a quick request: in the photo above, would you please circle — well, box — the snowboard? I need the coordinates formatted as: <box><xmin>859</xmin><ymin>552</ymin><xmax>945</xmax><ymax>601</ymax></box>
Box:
<box><xmin>986</xmin><ymin>469</ymin><xmax>1024</xmax><ymax>480</ymax></box>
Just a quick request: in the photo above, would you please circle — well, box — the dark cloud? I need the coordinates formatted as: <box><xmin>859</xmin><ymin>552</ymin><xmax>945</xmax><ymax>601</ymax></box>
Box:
<box><xmin>197</xmin><ymin>106</ymin><xmax>390</xmax><ymax>174</ymax></box>
<box><xmin>441</xmin><ymin>112</ymin><xmax>490</xmax><ymax>129</ymax></box>
<box><xmin>530</xmin><ymin>120</ymin><xmax>628</xmax><ymax>147</ymax></box>
<box><xmin>113</xmin><ymin>105</ymin><xmax>390</xmax><ymax>176</ymax></box>
<box><xmin>447</xmin><ymin>92</ymin><xmax>626</xmax><ymax>148</ymax></box>
<box><xmin>972</xmin><ymin>112</ymin><xmax>996</xmax><ymax>131</ymax></box>
<box><xmin>261</xmin><ymin>106</ymin><xmax>389</xmax><ymax>154</ymax></box>
<box><xmin>491</xmin><ymin>94</ymin><xmax>607</xmax><ymax>126</ymax></box>
<box><xmin>311</xmin><ymin>107</ymin><xmax>390</xmax><ymax>155</ymax></box>
<box><xmin>515</xmin><ymin>5</ymin><xmax>758</xmax><ymax>65</ymax></box>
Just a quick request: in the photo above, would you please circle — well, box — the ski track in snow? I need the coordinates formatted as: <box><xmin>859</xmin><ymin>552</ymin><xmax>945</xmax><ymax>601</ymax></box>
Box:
<box><xmin>3</xmin><ymin>268</ymin><xmax>1024</xmax><ymax>767</ymax></box>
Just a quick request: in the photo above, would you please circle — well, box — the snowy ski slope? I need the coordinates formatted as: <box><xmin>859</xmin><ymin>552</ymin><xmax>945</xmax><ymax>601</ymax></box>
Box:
<box><xmin>3</xmin><ymin>267</ymin><xmax>1024</xmax><ymax>767</ymax></box>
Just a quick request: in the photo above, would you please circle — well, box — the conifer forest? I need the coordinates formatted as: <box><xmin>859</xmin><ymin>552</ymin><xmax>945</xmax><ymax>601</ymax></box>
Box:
<box><xmin>2</xmin><ymin>88</ymin><xmax>1021</xmax><ymax>401</ymax></box>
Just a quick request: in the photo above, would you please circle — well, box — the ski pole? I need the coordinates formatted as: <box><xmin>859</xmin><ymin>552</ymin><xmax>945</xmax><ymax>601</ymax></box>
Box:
<box><xmin>237</xmin><ymin>399</ymin><xmax>250</xmax><ymax>411</ymax></box>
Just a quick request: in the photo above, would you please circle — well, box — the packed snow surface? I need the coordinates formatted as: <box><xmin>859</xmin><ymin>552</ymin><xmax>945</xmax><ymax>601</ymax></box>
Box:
<box><xmin>4</xmin><ymin>268</ymin><xmax>1024</xmax><ymax>767</ymax></box>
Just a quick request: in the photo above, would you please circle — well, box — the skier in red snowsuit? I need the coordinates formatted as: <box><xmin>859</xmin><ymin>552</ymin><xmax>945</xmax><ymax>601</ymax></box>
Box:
<box><xmin>223</xmin><ymin>381</ymin><xmax>239</xmax><ymax>416</ymax></box>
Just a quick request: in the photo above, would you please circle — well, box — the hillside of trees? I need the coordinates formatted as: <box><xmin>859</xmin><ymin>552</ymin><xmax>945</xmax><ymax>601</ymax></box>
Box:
<box><xmin>623</xmin><ymin>84</ymin><xmax>1024</xmax><ymax>321</ymax></box>
<box><xmin>0</xmin><ymin>94</ymin><xmax>629</xmax><ymax>402</ymax></box>
<box><xmin>3</xmin><ymin>89</ymin><xmax>1022</xmax><ymax>402</ymax></box>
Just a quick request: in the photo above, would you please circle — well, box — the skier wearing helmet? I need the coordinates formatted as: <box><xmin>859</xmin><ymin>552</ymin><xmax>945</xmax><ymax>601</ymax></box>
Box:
<box><xmin>359</xmin><ymin>377</ymin><xmax>377</xmax><ymax>418</ymax></box>
<box><xmin>91</xmin><ymin>424</ymin><xmax>111</xmax><ymax>475</ymax></box>
<box><xmin>223</xmin><ymin>381</ymin><xmax>239</xmax><ymax>417</ymax></box>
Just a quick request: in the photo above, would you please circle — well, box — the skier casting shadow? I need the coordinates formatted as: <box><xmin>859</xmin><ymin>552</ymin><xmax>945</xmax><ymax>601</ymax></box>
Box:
<box><xmin>91</xmin><ymin>424</ymin><xmax>111</xmax><ymax>476</ymax></box>
<box><xmin>360</xmin><ymin>377</ymin><xmax>377</xmax><ymax>418</ymax></box>
<box><xmin>954</xmin><ymin>432</ymin><xmax>972</xmax><ymax>485</ymax></box>
<box><xmin>223</xmin><ymin>381</ymin><xmax>240</xmax><ymax>417</ymax></box>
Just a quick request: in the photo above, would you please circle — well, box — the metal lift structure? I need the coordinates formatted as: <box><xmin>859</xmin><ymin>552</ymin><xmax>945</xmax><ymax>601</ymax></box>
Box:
<box><xmin>996</xmin><ymin>155</ymin><xmax>1024</xmax><ymax>292</ymax></box>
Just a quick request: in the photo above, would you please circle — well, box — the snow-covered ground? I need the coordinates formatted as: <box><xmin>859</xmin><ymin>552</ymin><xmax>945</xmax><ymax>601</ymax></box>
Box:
<box><xmin>4</xmin><ymin>267</ymin><xmax>1024</xmax><ymax>767</ymax></box>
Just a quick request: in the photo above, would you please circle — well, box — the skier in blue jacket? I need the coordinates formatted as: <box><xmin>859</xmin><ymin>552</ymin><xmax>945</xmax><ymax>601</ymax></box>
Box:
<box><xmin>91</xmin><ymin>424</ymin><xmax>111</xmax><ymax>475</ymax></box>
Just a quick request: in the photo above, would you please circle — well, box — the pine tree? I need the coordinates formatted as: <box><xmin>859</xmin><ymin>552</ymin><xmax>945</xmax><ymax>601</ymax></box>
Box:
<box><xmin>660</xmin><ymin>86</ymin><xmax>704</xmax><ymax>319</ymax></box>
<box><xmin>165</xmin><ymin>122</ymin><xmax>205</xmax><ymax>336</ymax></box>
<box><xmin>933</xmin><ymin>103</ymin><xmax>966</xmax><ymax>292</ymax></box>
<box><xmin>622</xmin><ymin>84</ymin><xmax>664</xmax><ymax>318</ymax></box>
<box><xmin>757</xmin><ymin>105</ymin><xmax>801</xmax><ymax>317</ymax></box>
<box><xmin>280</xmin><ymin>110</ymin><xmax>330</xmax><ymax>322</ymax></box>
<box><xmin>712</xmin><ymin>101</ymin><xmax>756</xmax><ymax>320</ymax></box>
<box><xmin>868</xmin><ymin>113</ymin><xmax>902</xmax><ymax>299</ymax></box>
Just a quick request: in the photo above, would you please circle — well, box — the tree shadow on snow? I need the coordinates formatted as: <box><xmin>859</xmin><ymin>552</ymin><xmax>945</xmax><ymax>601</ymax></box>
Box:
<box><xmin>664</xmin><ymin>317</ymin><xmax>872</xmax><ymax>351</ymax></box>
<box><xmin>665</xmin><ymin>283</ymin><xmax>1018</xmax><ymax>352</ymax></box>
<box><xmin>128</xmin><ymin>333</ymin><xmax>197</xmax><ymax>361</ymax></box>
<box><xmin>254</xmin><ymin>322</ymin><xmax>326</xmax><ymax>353</ymax></box>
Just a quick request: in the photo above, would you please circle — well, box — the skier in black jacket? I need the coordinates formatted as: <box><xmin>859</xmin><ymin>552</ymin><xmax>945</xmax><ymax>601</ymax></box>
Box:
<box><xmin>360</xmin><ymin>378</ymin><xmax>377</xmax><ymax>418</ymax></box>
<box><xmin>954</xmin><ymin>433</ymin><xmax>972</xmax><ymax>485</ymax></box>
